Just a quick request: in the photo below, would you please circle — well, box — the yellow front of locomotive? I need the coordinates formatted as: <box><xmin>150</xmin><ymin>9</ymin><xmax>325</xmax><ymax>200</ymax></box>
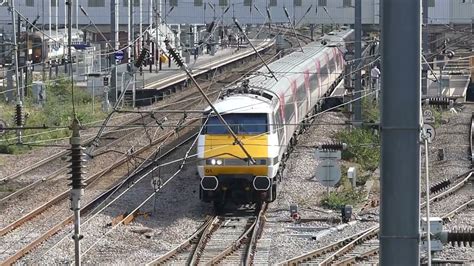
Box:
<box><xmin>197</xmin><ymin>96</ymin><xmax>280</xmax><ymax>205</ymax></box>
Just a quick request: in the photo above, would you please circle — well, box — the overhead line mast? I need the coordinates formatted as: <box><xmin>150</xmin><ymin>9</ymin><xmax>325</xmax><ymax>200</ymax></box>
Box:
<box><xmin>380</xmin><ymin>0</ymin><xmax>421</xmax><ymax>264</ymax></box>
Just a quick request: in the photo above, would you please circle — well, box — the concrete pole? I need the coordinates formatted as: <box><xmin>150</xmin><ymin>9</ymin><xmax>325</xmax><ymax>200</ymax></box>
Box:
<box><xmin>49</xmin><ymin>0</ymin><xmax>52</xmax><ymax>37</ymax></box>
<box><xmin>55</xmin><ymin>0</ymin><xmax>58</xmax><ymax>40</ymax></box>
<box><xmin>42</xmin><ymin>0</ymin><xmax>46</xmax><ymax>81</ymax></box>
<box><xmin>154</xmin><ymin>0</ymin><xmax>160</xmax><ymax>72</ymax></box>
<box><xmin>128</xmin><ymin>0</ymin><xmax>133</xmax><ymax>65</ymax></box>
<box><xmin>111</xmin><ymin>0</ymin><xmax>118</xmax><ymax>102</ymax></box>
<box><xmin>354</xmin><ymin>0</ymin><xmax>362</xmax><ymax>125</ymax></box>
<box><xmin>76</xmin><ymin>0</ymin><xmax>78</xmax><ymax>29</ymax></box>
<box><xmin>140</xmin><ymin>0</ymin><xmax>143</xmax><ymax>51</ymax></box>
<box><xmin>129</xmin><ymin>0</ymin><xmax>135</xmax><ymax>104</ymax></box>
<box><xmin>422</xmin><ymin>0</ymin><xmax>428</xmax><ymax>96</ymax></box>
<box><xmin>380</xmin><ymin>0</ymin><xmax>421</xmax><ymax>264</ymax></box>
<box><xmin>10</xmin><ymin>0</ymin><xmax>23</xmax><ymax>143</ymax></box>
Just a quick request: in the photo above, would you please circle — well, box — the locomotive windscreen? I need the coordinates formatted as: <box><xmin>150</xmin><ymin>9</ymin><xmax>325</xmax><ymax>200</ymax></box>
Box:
<box><xmin>204</xmin><ymin>113</ymin><xmax>268</xmax><ymax>135</ymax></box>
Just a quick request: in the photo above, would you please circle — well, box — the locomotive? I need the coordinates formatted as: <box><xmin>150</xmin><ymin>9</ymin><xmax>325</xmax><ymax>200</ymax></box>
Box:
<box><xmin>19</xmin><ymin>29</ymin><xmax>84</xmax><ymax>65</ymax></box>
<box><xmin>197</xmin><ymin>28</ymin><xmax>354</xmax><ymax>210</ymax></box>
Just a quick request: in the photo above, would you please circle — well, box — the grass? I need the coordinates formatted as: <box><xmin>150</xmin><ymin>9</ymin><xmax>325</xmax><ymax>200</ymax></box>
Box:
<box><xmin>334</xmin><ymin>128</ymin><xmax>380</xmax><ymax>171</ymax></box>
<box><xmin>0</xmin><ymin>77</ymin><xmax>107</xmax><ymax>154</ymax></box>
<box><xmin>320</xmin><ymin>189</ymin><xmax>364</xmax><ymax>210</ymax></box>
<box><xmin>320</xmin><ymin>165</ymin><xmax>365</xmax><ymax>210</ymax></box>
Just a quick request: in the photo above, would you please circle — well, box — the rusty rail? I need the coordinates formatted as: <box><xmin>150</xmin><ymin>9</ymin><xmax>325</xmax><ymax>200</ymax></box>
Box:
<box><xmin>1</xmin><ymin>121</ymin><xmax>198</xmax><ymax>265</ymax></box>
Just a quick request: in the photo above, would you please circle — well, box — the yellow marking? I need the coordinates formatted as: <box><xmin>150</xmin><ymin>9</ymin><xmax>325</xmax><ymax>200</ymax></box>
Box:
<box><xmin>203</xmin><ymin>166</ymin><xmax>268</xmax><ymax>176</ymax></box>
<box><xmin>203</xmin><ymin>135</ymin><xmax>268</xmax><ymax>159</ymax></box>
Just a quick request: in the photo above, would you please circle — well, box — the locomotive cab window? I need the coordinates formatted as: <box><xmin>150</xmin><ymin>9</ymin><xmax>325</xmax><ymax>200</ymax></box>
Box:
<box><xmin>204</xmin><ymin>113</ymin><xmax>268</xmax><ymax>135</ymax></box>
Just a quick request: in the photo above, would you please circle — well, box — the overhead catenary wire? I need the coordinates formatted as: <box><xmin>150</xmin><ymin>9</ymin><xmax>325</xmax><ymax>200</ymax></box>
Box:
<box><xmin>0</xmin><ymin>52</ymin><xmax>380</xmax><ymax>146</ymax></box>
<box><xmin>64</xmin><ymin>117</ymin><xmax>209</xmax><ymax>264</ymax></box>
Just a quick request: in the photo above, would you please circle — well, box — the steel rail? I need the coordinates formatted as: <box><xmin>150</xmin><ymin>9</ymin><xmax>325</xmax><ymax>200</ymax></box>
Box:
<box><xmin>421</xmin><ymin>171</ymin><xmax>473</xmax><ymax>209</ymax></box>
<box><xmin>333</xmin><ymin>246</ymin><xmax>379</xmax><ymax>265</ymax></box>
<box><xmin>278</xmin><ymin>227</ymin><xmax>376</xmax><ymax>266</ymax></box>
<box><xmin>0</xmin><ymin>118</ymin><xmax>199</xmax><ymax>237</ymax></box>
<box><xmin>244</xmin><ymin>202</ymin><xmax>268</xmax><ymax>265</ymax></box>
<box><xmin>1</xmin><ymin>125</ymin><xmax>199</xmax><ymax>265</ymax></box>
<box><xmin>206</xmin><ymin>218</ymin><xmax>257</xmax><ymax>265</ymax></box>
<box><xmin>0</xmin><ymin>115</ymin><xmax>166</xmax><ymax>204</ymax></box>
<box><xmin>441</xmin><ymin>198</ymin><xmax>474</xmax><ymax>222</ymax></box>
<box><xmin>189</xmin><ymin>217</ymin><xmax>224</xmax><ymax>265</ymax></box>
<box><xmin>0</xmin><ymin>46</ymin><xmax>274</xmax><ymax>202</ymax></box>
<box><xmin>318</xmin><ymin>226</ymin><xmax>379</xmax><ymax>266</ymax></box>
<box><xmin>334</xmin><ymin>196</ymin><xmax>474</xmax><ymax>265</ymax></box>
<box><xmin>0</xmin><ymin>113</ymin><xmax>148</xmax><ymax>183</ymax></box>
<box><xmin>470</xmin><ymin>112</ymin><xmax>474</xmax><ymax>166</ymax></box>
<box><xmin>145</xmin><ymin>216</ymin><xmax>217</xmax><ymax>265</ymax></box>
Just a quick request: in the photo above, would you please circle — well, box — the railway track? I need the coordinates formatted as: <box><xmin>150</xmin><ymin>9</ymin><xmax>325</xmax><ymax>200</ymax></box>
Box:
<box><xmin>0</xmin><ymin>45</ymin><xmax>282</xmax><ymax>222</ymax></box>
<box><xmin>0</xmin><ymin>31</ymin><xmax>309</xmax><ymax>264</ymax></box>
<box><xmin>280</xmin><ymin>168</ymin><xmax>473</xmax><ymax>265</ymax></box>
<box><xmin>147</xmin><ymin>203</ymin><xmax>268</xmax><ymax>265</ymax></box>
<box><xmin>0</xmin><ymin>118</ymin><xmax>199</xmax><ymax>264</ymax></box>
<box><xmin>470</xmin><ymin>112</ymin><xmax>474</xmax><ymax>166</ymax></box>
<box><xmin>0</xmin><ymin>37</ymin><xmax>282</xmax><ymax>188</ymax></box>
<box><xmin>0</xmin><ymin>41</ymin><xmax>291</xmax><ymax>264</ymax></box>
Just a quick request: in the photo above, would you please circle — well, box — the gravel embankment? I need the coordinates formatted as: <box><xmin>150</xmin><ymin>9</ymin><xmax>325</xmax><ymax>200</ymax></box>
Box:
<box><xmin>253</xmin><ymin>111</ymin><xmax>381</xmax><ymax>264</ymax></box>
<box><xmin>19</xmin><ymin>139</ymin><xmax>212</xmax><ymax>264</ymax></box>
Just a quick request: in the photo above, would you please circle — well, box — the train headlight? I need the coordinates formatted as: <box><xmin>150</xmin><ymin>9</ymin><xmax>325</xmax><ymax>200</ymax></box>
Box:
<box><xmin>206</xmin><ymin>158</ymin><xmax>223</xmax><ymax>165</ymax></box>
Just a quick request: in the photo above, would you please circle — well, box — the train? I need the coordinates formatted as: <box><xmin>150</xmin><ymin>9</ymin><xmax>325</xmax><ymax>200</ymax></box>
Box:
<box><xmin>19</xmin><ymin>28</ymin><xmax>85</xmax><ymax>65</ymax></box>
<box><xmin>197</xmin><ymin>28</ymin><xmax>354</xmax><ymax>210</ymax></box>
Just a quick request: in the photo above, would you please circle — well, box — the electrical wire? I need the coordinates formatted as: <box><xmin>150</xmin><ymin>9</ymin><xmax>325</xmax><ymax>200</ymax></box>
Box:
<box><xmin>75</xmin><ymin>116</ymin><xmax>209</xmax><ymax>263</ymax></box>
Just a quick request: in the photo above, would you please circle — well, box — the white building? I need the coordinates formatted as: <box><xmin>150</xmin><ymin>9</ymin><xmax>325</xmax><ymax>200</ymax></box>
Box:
<box><xmin>0</xmin><ymin>0</ymin><xmax>472</xmax><ymax>31</ymax></box>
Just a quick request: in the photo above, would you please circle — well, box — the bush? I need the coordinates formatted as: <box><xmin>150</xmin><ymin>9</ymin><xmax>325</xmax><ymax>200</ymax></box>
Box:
<box><xmin>335</xmin><ymin>128</ymin><xmax>380</xmax><ymax>171</ymax></box>
<box><xmin>321</xmin><ymin>189</ymin><xmax>364</xmax><ymax>210</ymax></box>
<box><xmin>362</xmin><ymin>97</ymin><xmax>379</xmax><ymax>122</ymax></box>
<box><xmin>0</xmin><ymin>77</ymin><xmax>106</xmax><ymax>154</ymax></box>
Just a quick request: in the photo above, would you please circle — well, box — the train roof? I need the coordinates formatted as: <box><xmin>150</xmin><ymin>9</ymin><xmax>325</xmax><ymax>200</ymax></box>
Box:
<box><xmin>225</xmin><ymin>28</ymin><xmax>352</xmax><ymax>100</ymax></box>
<box><xmin>207</xmin><ymin>95</ymin><xmax>273</xmax><ymax>115</ymax></box>
<box><xmin>209</xmin><ymin>28</ymin><xmax>353</xmax><ymax>115</ymax></box>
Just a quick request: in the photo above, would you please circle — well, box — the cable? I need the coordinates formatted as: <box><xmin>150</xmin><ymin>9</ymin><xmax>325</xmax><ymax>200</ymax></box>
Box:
<box><xmin>69</xmin><ymin>118</ymin><xmax>209</xmax><ymax>263</ymax></box>
<box><xmin>0</xmin><ymin>48</ymin><xmax>379</xmax><ymax>146</ymax></box>
<box><xmin>422</xmin><ymin>130</ymin><xmax>432</xmax><ymax>264</ymax></box>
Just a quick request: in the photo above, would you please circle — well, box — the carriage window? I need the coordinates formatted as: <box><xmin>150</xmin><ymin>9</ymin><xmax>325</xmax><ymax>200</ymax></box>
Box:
<box><xmin>297</xmin><ymin>83</ymin><xmax>306</xmax><ymax>104</ymax></box>
<box><xmin>310</xmin><ymin>73</ymin><xmax>319</xmax><ymax>89</ymax></box>
<box><xmin>320</xmin><ymin>66</ymin><xmax>329</xmax><ymax>80</ymax></box>
<box><xmin>284</xmin><ymin>95</ymin><xmax>295</xmax><ymax>121</ymax></box>
<box><xmin>204</xmin><ymin>113</ymin><xmax>268</xmax><ymax>134</ymax></box>
<box><xmin>329</xmin><ymin>58</ymin><xmax>336</xmax><ymax>73</ymax></box>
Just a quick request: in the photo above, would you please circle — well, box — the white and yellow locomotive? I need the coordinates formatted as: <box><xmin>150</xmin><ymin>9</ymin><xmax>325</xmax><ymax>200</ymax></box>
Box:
<box><xmin>197</xmin><ymin>29</ymin><xmax>354</xmax><ymax>207</ymax></box>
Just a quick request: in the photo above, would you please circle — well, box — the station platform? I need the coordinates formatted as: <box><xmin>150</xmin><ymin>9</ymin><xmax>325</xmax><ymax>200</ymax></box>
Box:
<box><xmin>426</xmin><ymin>54</ymin><xmax>472</xmax><ymax>102</ymax></box>
<box><xmin>120</xmin><ymin>39</ymin><xmax>275</xmax><ymax>106</ymax></box>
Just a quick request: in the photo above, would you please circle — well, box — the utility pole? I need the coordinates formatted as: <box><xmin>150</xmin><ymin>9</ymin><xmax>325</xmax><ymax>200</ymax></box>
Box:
<box><xmin>154</xmin><ymin>0</ymin><xmax>161</xmax><ymax>72</ymax></box>
<box><xmin>111</xmin><ymin>0</ymin><xmax>118</xmax><ymax>102</ymax></box>
<box><xmin>422</xmin><ymin>0</ymin><xmax>428</xmax><ymax>95</ymax></box>
<box><xmin>67</xmin><ymin>4</ymin><xmax>85</xmax><ymax>265</ymax></box>
<box><xmin>49</xmin><ymin>0</ymin><xmax>52</xmax><ymax>37</ymax></box>
<box><xmin>76</xmin><ymin>0</ymin><xmax>78</xmax><ymax>29</ymax></box>
<box><xmin>129</xmin><ymin>0</ymin><xmax>135</xmax><ymax>105</ymax></box>
<box><xmin>16</xmin><ymin>14</ymin><xmax>22</xmax><ymax>99</ymax></box>
<box><xmin>10</xmin><ymin>0</ymin><xmax>23</xmax><ymax>144</ymax></box>
<box><xmin>55</xmin><ymin>0</ymin><xmax>58</xmax><ymax>42</ymax></box>
<box><xmin>353</xmin><ymin>0</ymin><xmax>362</xmax><ymax>126</ymax></box>
<box><xmin>380</xmin><ymin>0</ymin><xmax>420</xmax><ymax>265</ymax></box>
<box><xmin>140</xmin><ymin>0</ymin><xmax>143</xmax><ymax>53</ymax></box>
<box><xmin>42</xmin><ymin>0</ymin><xmax>46</xmax><ymax>81</ymax></box>
<box><xmin>69</xmin><ymin>118</ymin><xmax>85</xmax><ymax>266</ymax></box>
